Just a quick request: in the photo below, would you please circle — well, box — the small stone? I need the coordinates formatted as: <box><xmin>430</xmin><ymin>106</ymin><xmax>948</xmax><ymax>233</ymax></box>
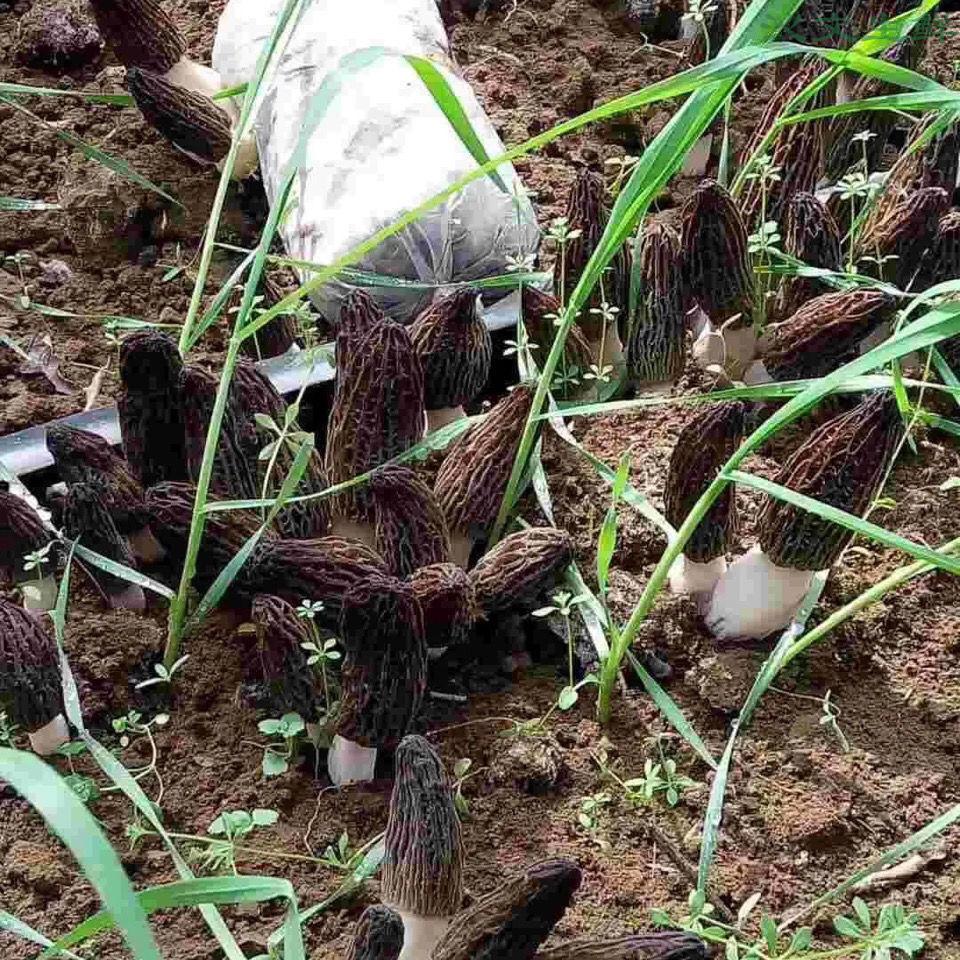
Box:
<box><xmin>39</xmin><ymin>258</ymin><xmax>73</xmax><ymax>287</ymax></box>
<box><xmin>15</xmin><ymin>0</ymin><xmax>103</xmax><ymax>72</ymax></box>
<box><xmin>488</xmin><ymin>735</ymin><xmax>565</xmax><ymax>795</ymax></box>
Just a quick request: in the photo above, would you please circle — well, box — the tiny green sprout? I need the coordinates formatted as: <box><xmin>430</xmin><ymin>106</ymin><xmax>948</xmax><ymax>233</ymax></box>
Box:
<box><xmin>545</xmin><ymin>216</ymin><xmax>582</xmax><ymax>247</ymax></box>
<box><xmin>532</xmin><ymin>591</ymin><xmax>589</xmax><ymax>710</ymax></box>
<box><xmin>136</xmin><ymin>655</ymin><xmax>190</xmax><ymax>690</ymax></box>
<box><xmin>257</xmin><ymin>712</ymin><xmax>306</xmax><ymax>778</ymax></box>
<box><xmin>622</xmin><ymin>757</ymin><xmax>698</xmax><ymax>808</ymax></box>
<box><xmin>819</xmin><ymin>689</ymin><xmax>850</xmax><ymax>754</ymax></box>
<box><xmin>318</xmin><ymin>830</ymin><xmax>363</xmax><ymax>872</ymax></box>
<box><xmin>0</xmin><ymin>710</ymin><xmax>17</xmax><ymax>745</ymax></box>
<box><xmin>506</xmin><ymin>252</ymin><xmax>537</xmax><ymax>273</ymax></box>
<box><xmin>503</xmin><ymin>337</ymin><xmax>538</xmax><ymax>358</ymax></box>
<box><xmin>199</xmin><ymin>808</ymin><xmax>280</xmax><ymax>875</ymax></box>
<box><xmin>744</xmin><ymin>153</ymin><xmax>782</xmax><ymax>186</ymax></box>
<box><xmin>605</xmin><ymin>154</ymin><xmax>639</xmax><ymax>198</ymax></box>
<box><xmin>748</xmin><ymin>220</ymin><xmax>782</xmax><ymax>257</ymax></box>
<box><xmin>64</xmin><ymin>772</ymin><xmax>100</xmax><ymax>805</ymax></box>
<box><xmin>23</xmin><ymin>540</ymin><xmax>54</xmax><ymax>576</ymax></box>
<box><xmin>576</xmin><ymin>791</ymin><xmax>613</xmax><ymax>852</ymax></box>
<box><xmin>297</xmin><ymin>599</ymin><xmax>324</xmax><ymax>620</ymax></box>
<box><xmin>451</xmin><ymin>757</ymin><xmax>478</xmax><ymax>818</ymax></box>
<box><xmin>583</xmin><ymin>362</ymin><xmax>615</xmax><ymax>384</ymax></box>
<box><xmin>298</xmin><ymin>601</ymin><xmax>339</xmax><ymax>715</ymax></box>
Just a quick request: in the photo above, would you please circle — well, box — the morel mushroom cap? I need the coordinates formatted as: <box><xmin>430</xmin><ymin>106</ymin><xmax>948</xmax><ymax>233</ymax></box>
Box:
<box><xmin>60</xmin><ymin>482</ymin><xmax>145</xmax><ymax>611</ymax></box>
<box><xmin>521</xmin><ymin>286</ymin><xmax>593</xmax><ymax>395</ymax></box>
<box><xmin>382</xmin><ymin>735</ymin><xmax>464</xmax><ymax>956</ymax></box>
<box><xmin>921</xmin><ymin>209</ymin><xmax>960</xmax><ymax>291</ymax></box>
<box><xmin>0</xmin><ymin>598</ymin><xmax>68</xmax><ymax>755</ymax></box>
<box><xmin>708</xmin><ymin>392</ymin><xmax>902</xmax><ymax>640</ymax></box>
<box><xmin>433</xmin><ymin>384</ymin><xmax>534</xmax><ymax>565</ymax></box>
<box><xmin>329</xmin><ymin>574</ymin><xmax>427</xmax><ymax>786</ymax></box>
<box><xmin>469</xmin><ymin>527</ymin><xmax>574</xmax><ymax>617</ymax></box>
<box><xmin>773</xmin><ymin>193</ymin><xmax>842</xmax><ymax>320</ymax></box>
<box><xmin>245</xmin><ymin>537</ymin><xmax>386</xmax><ymax>629</ymax></box>
<box><xmin>0</xmin><ymin>490</ymin><xmax>53</xmax><ymax>583</ymax></box>
<box><xmin>325</xmin><ymin>314</ymin><xmax>425</xmax><ymax>539</ymax></box>
<box><xmin>408</xmin><ymin>563</ymin><xmax>478</xmax><ymax>650</ymax></box>
<box><xmin>179</xmin><ymin>364</ymin><xmax>259</xmax><ymax>501</ymax></box>
<box><xmin>536</xmin><ymin>931</ymin><xmax>708</xmax><ymax>960</ymax></box>
<box><xmin>680</xmin><ymin>179</ymin><xmax>753</xmax><ymax>327</ymax></box>
<box><xmin>118</xmin><ymin>331</ymin><xmax>188</xmax><ymax>488</ymax></box>
<box><xmin>738</xmin><ymin>60</ymin><xmax>827</xmax><ymax>229</ymax></box>
<box><xmin>250</xmin><ymin>594</ymin><xmax>321</xmax><ymax>723</ymax></box>
<box><xmin>627</xmin><ymin>220</ymin><xmax>686</xmax><ymax>390</ymax></box>
<box><xmin>336</xmin><ymin>289</ymin><xmax>384</xmax><ymax>368</ymax></box>
<box><xmin>664</xmin><ymin>402</ymin><xmax>744</xmax><ymax>597</ymax></box>
<box><xmin>87</xmin><ymin>0</ymin><xmax>184</xmax><ymax>74</ymax></box>
<box><xmin>761</xmin><ymin>289</ymin><xmax>894</xmax><ymax>382</ymax></box>
<box><xmin>410</xmin><ymin>287</ymin><xmax>492</xmax><ymax>431</ymax></box>
<box><xmin>431</xmin><ymin>858</ymin><xmax>582</xmax><ymax>960</ymax></box>
<box><xmin>346</xmin><ymin>906</ymin><xmax>404</xmax><ymax>960</ymax></box>
<box><xmin>240</xmin><ymin>275</ymin><xmax>301</xmax><ymax>360</ymax></box>
<box><xmin>145</xmin><ymin>481</ymin><xmax>276</xmax><ymax>596</ymax></box>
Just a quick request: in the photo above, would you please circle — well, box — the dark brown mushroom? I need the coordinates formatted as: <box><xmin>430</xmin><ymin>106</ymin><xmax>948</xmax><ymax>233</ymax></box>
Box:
<box><xmin>249</xmin><ymin>594</ymin><xmax>321</xmax><ymax>723</ymax></box>
<box><xmin>346</xmin><ymin>906</ymin><xmax>404</xmax><ymax>960</ymax></box>
<box><xmin>431</xmin><ymin>858</ymin><xmax>582</xmax><ymax>960</ymax></box>
<box><xmin>87</xmin><ymin>0</ymin><xmax>184</xmax><ymax>74</ymax></box>
<box><xmin>708</xmin><ymin>391</ymin><xmax>902</xmax><ymax>639</ymax></box>
<box><xmin>408</xmin><ymin>563</ymin><xmax>478</xmax><ymax>651</ymax></box>
<box><xmin>921</xmin><ymin>208</ymin><xmax>960</xmax><ymax>291</ymax></box>
<box><xmin>118</xmin><ymin>331</ymin><xmax>188</xmax><ymax>488</ymax></box>
<box><xmin>664</xmin><ymin>402</ymin><xmax>744</xmax><ymax>599</ymax></box>
<box><xmin>0</xmin><ymin>491</ymin><xmax>57</xmax><ymax>612</ymax></box>
<box><xmin>535</xmin><ymin>932</ymin><xmax>708</xmax><ymax>960</ymax></box>
<box><xmin>759</xmin><ymin>289</ymin><xmax>894</xmax><ymax>382</ymax></box>
<box><xmin>469</xmin><ymin>527</ymin><xmax>574</xmax><ymax>616</ymax></box>
<box><xmin>328</xmin><ymin>574</ymin><xmax>427</xmax><ymax>785</ymax></box>
<box><xmin>381</xmin><ymin>735</ymin><xmax>465</xmax><ymax>955</ymax></box>
<box><xmin>410</xmin><ymin>287</ymin><xmax>492</xmax><ymax>432</ymax></box>
<box><xmin>433</xmin><ymin>384</ymin><xmax>535</xmax><ymax>566</ymax></box>
<box><xmin>0</xmin><ymin>598</ymin><xmax>68</xmax><ymax>755</ymax></box>
<box><xmin>521</xmin><ymin>285</ymin><xmax>593</xmax><ymax>399</ymax></box>
<box><xmin>60</xmin><ymin>481</ymin><xmax>145</xmax><ymax>611</ymax></box>
<box><xmin>239</xmin><ymin>274</ymin><xmax>301</xmax><ymax>360</ymax></box>
<box><xmin>627</xmin><ymin>220</ymin><xmax>686</xmax><ymax>391</ymax></box>
<box><xmin>371</xmin><ymin>465</ymin><xmax>451</xmax><ymax>577</ymax></box>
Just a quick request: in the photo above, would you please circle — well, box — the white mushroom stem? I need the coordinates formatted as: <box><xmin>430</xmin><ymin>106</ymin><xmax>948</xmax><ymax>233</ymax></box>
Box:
<box><xmin>691</xmin><ymin>320</ymin><xmax>725</xmax><ymax>370</ymax></box>
<box><xmin>327</xmin><ymin>734</ymin><xmax>377</xmax><ymax>786</ymax></box>
<box><xmin>22</xmin><ymin>575</ymin><xmax>58</xmax><ymax>614</ymax></box>
<box><xmin>449</xmin><ymin>531</ymin><xmax>474</xmax><ymax>569</ymax></box>
<box><xmin>331</xmin><ymin>518</ymin><xmax>377</xmax><ymax>550</ymax></box>
<box><xmin>109</xmin><ymin>582</ymin><xmax>147</xmax><ymax>612</ymax></box>
<box><xmin>668</xmin><ymin>554</ymin><xmax>727</xmax><ymax>600</ymax></box>
<box><xmin>721</xmin><ymin>325</ymin><xmax>758</xmax><ymax>377</ymax></box>
<box><xmin>165</xmin><ymin>57</ymin><xmax>235</xmax><ymax>115</ymax></box>
<box><xmin>706</xmin><ymin>544</ymin><xmax>818</xmax><ymax>640</ymax></box>
<box><xmin>27</xmin><ymin>713</ymin><xmax>69</xmax><ymax>756</ymax></box>
<box><xmin>742</xmin><ymin>359</ymin><xmax>772</xmax><ymax>385</ymax></box>
<box><xmin>397</xmin><ymin>913</ymin><xmax>452</xmax><ymax>960</ymax></box>
<box><xmin>128</xmin><ymin>526</ymin><xmax>166</xmax><ymax>565</ymax></box>
<box><xmin>426</xmin><ymin>406</ymin><xmax>466</xmax><ymax>434</ymax></box>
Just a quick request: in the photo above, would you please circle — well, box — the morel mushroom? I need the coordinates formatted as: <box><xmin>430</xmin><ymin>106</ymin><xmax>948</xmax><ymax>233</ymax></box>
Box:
<box><xmin>46</xmin><ymin>424</ymin><xmax>163</xmax><ymax>564</ymax></box>
<box><xmin>371</xmin><ymin>466</ymin><xmax>451</xmax><ymax>577</ymax></box>
<box><xmin>179</xmin><ymin>364</ymin><xmax>259</xmax><ymax>501</ymax></box>
<box><xmin>469</xmin><ymin>527</ymin><xmax>573</xmax><ymax>617</ymax></box>
<box><xmin>680</xmin><ymin>180</ymin><xmax>755</xmax><ymax>373</ymax></box>
<box><xmin>409</xmin><ymin>563</ymin><xmax>477</xmax><ymax>653</ymax></box>
<box><xmin>382</xmin><ymin>735</ymin><xmax>465</xmax><ymax>958</ymax></box>
<box><xmin>664</xmin><ymin>403</ymin><xmax>744</xmax><ymax>599</ymax></box>
<box><xmin>920</xmin><ymin>209</ymin><xmax>960</xmax><ymax>292</ymax></box>
<box><xmin>521</xmin><ymin>285</ymin><xmax>593</xmax><ymax>399</ymax></box>
<box><xmin>0</xmin><ymin>598</ymin><xmax>68</xmax><ymax>755</ymax></box>
<box><xmin>757</xmin><ymin>289</ymin><xmax>894</xmax><ymax>383</ymax></box>
<box><xmin>328</xmin><ymin>575</ymin><xmax>427</xmax><ymax>786</ymax></box>
<box><xmin>0</xmin><ymin>491</ymin><xmax>57</xmax><ymax>612</ymax></box>
<box><xmin>627</xmin><ymin>220</ymin><xmax>686</xmax><ymax>393</ymax></box>
<box><xmin>250</xmin><ymin>595</ymin><xmax>321</xmax><ymax>723</ymax></box>
<box><xmin>536</xmin><ymin>931</ymin><xmax>708</xmax><ymax>960</ymax></box>
<box><xmin>410</xmin><ymin>288</ymin><xmax>492</xmax><ymax>432</ymax></box>
<box><xmin>60</xmin><ymin>482</ymin><xmax>145</xmax><ymax>611</ymax></box>
<box><xmin>118</xmin><ymin>332</ymin><xmax>188</xmax><ymax>488</ymax></box>
<box><xmin>245</xmin><ymin>537</ymin><xmax>386</xmax><ymax>630</ymax></box>
<box><xmin>707</xmin><ymin>392</ymin><xmax>902</xmax><ymax>640</ymax></box>
<box><xmin>325</xmin><ymin>312</ymin><xmax>425</xmax><ymax>546</ymax></box>
<box><xmin>431</xmin><ymin>858</ymin><xmax>582</xmax><ymax>960</ymax></box>
<box><xmin>434</xmin><ymin>384</ymin><xmax>534</xmax><ymax>567</ymax></box>
<box><xmin>558</xmin><ymin>170</ymin><xmax>630</xmax><ymax>374</ymax></box>
<box><xmin>347</xmin><ymin>906</ymin><xmax>405</xmax><ymax>960</ymax></box>
<box><xmin>773</xmin><ymin>193</ymin><xmax>842</xmax><ymax>320</ymax></box>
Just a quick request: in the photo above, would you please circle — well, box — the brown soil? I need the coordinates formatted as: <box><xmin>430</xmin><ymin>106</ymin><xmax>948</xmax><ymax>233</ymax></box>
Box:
<box><xmin>3</xmin><ymin>1</ymin><xmax>960</xmax><ymax>959</ymax></box>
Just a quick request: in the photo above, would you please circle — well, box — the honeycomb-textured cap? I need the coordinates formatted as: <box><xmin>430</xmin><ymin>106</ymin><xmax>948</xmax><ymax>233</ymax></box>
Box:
<box><xmin>345</xmin><ymin>905</ymin><xmax>404</xmax><ymax>960</ymax></box>
<box><xmin>535</xmin><ymin>931</ymin><xmax>709</xmax><ymax>959</ymax></box>
<box><xmin>521</xmin><ymin>285</ymin><xmax>593</xmax><ymax>393</ymax></box>
<box><xmin>87</xmin><ymin>0</ymin><xmax>184</xmax><ymax>73</ymax></box>
<box><xmin>408</xmin><ymin>562</ymin><xmax>478</xmax><ymax>649</ymax></box>
<box><xmin>0</xmin><ymin>491</ymin><xmax>54</xmax><ymax>580</ymax></box>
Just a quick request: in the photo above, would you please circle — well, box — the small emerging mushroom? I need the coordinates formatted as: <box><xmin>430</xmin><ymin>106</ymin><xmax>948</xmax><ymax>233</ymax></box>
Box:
<box><xmin>371</xmin><ymin>466</ymin><xmax>451</xmax><ymax>577</ymax></box>
<box><xmin>521</xmin><ymin>285</ymin><xmax>593</xmax><ymax>399</ymax></box>
<box><xmin>535</xmin><ymin>931</ymin><xmax>708</xmax><ymax>960</ymax></box>
<box><xmin>60</xmin><ymin>482</ymin><xmax>146</xmax><ymax>611</ymax></box>
<box><xmin>0</xmin><ymin>598</ymin><xmax>68</xmax><ymax>755</ymax></box>
<box><xmin>118</xmin><ymin>332</ymin><xmax>188</xmax><ymax>488</ymax></box>
<box><xmin>410</xmin><ymin>288</ymin><xmax>492</xmax><ymax>433</ymax></box>
<box><xmin>469</xmin><ymin>527</ymin><xmax>573</xmax><ymax>617</ymax></box>
<box><xmin>664</xmin><ymin>402</ymin><xmax>744</xmax><ymax>600</ymax></box>
<box><xmin>431</xmin><ymin>858</ymin><xmax>582</xmax><ymax>960</ymax></box>
<box><xmin>329</xmin><ymin>575</ymin><xmax>427</xmax><ymax>786</ymax></box>
<box><xmin>408</xmin><ymin>563</ymin><xmax>477</xmax><ymax>653</ymax></box>
<box><xmin>382</xmin><ymin>735</ymin><xmax>465</xmax><ymax>958</ymax></box>
<box><xmin>626</xmin><ymin>220</ymin><xmax>686</xmax><ymax>394</ymax></box>
<box><xmin>757</xmin><ymin>289</ymin><xmax>894</xmax><ymax>383</ymax></box>
<box><xmin>347</xmin><ymin>906</ymin><xmax>405</xmax><ymax>960</ymax></box>
<box><xmin>434</xmin><ymin>384</ymin><xmax>534</xmax><ymax>567</ymax></box>
<box><xmin>921</xmin><ymin>209</ymin><xmax>960</xmax><ymax>292</ymax></box>
<box><xmin>46</xmin><ymin>424</ymin><xmax>164</xmax><ymax>564</ymax></box>
<box><xmin>250</xmin><ymin>595</ymin><xmax>321</xmax><ymax>723</ymax></box>
<box><xmin>708</xmin><ymin>392</ymin><xmax>902</xmax><ymax>640</ymax></box>
<box><xmin>0</xmin><ymin>491</ymin><xmax>57</xmax><ymax>612</ymax></box>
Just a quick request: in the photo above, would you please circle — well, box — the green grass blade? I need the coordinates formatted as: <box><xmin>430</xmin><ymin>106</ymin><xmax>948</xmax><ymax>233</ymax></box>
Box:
<box><xmin>0</xmin><ymin>196</ymin><xmax>60</xmax><ymax>211</ymax></box>
<box><xmin>726</xmin><ymin>469</ymin><xmax>960</xmax><ymax>575</ymax></box>
<box><xmin>0</xmin><ymin>911</ymin><xmax>83</xmax><ymax>959</ymax></box>
<box><xmin>0</xmin><ymin>81</ymin><xmax>132</xmax><ymax>105</ymax></box>
<box><xmin>0</xmin><ymin>749</ymin><xmax>161</xmax><ymax>960</ymax></box>
<box><xmin>73</xmin><ymin>544</ymin><xmax>175</xmax><ymax>599</ymax></box>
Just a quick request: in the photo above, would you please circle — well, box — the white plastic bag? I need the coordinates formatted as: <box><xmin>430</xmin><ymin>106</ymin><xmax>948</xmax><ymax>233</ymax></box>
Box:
<box><xmin>212</xmin><ymin>0</ymin><xmax>539</xmax><ymax>321</ymax></box>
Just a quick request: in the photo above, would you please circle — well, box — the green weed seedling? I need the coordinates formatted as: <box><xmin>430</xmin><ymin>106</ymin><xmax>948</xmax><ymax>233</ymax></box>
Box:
<box><xmin>199</xmin><ymin>809</ymin><xmax>280</xmax><ymax>875</ymax></box>
<box><xmin>256</xmin><ymin>712</ymin><xmax>306</xmax><ymax>777</ymax></box>
<box><xmin>136</xmin><ymin>655</ymin><xmax>190</xmax><ymax>690</ymax></box>
<box><xmin>318</xmin><ymin>830</ymin><xmax>365</xmax><ymax>873</ymax></box>
<box><xmin>0</xmin><ymin>710</ymin><xmax>17</xmax><ymax>745</ymax></box>
<box><xmin>298</xmin><ymin>599</ymin><xmax>341</xmax><ymax>717</ymax></box>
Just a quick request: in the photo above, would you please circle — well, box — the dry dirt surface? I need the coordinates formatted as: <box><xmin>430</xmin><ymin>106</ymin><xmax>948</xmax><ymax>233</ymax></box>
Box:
<box><xmin>2</xmin><ymin>1</ymin><xmax>960</xmax><ymax>959</ymax></box>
